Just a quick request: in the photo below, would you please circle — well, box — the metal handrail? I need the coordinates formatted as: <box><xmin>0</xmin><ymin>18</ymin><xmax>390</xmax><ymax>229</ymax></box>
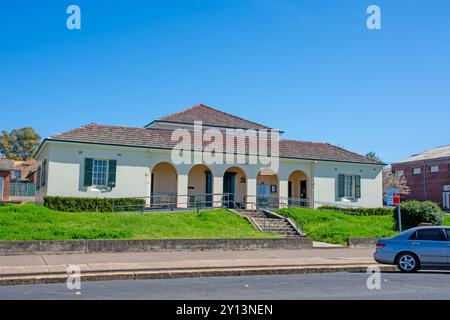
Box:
<box><xmin>111</xmin><ymin>193</ymin><xmax>237</xmax><ymax>213</ymax></box>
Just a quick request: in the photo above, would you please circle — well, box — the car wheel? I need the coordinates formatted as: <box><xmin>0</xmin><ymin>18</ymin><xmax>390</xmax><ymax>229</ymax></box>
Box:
<box><xmin>396</xmin><ymin>253</ymin><xmax>420</xmax><ymax>273</ymax></box>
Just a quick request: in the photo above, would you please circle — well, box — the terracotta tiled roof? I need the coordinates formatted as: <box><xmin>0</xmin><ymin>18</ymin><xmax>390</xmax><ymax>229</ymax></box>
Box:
<box><xmin>47</xmin><ymin>124</ymin><xmax>382</xmax><ymax>165</ymax></box>
<box><xmin>150</xmin><ymin>104</ymin><xmax>273</xmax><ymax>130</ymax></box>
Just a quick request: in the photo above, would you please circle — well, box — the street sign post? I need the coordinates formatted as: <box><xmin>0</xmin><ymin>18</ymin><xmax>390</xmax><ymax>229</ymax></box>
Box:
<box><xmin>387</xmin><ymin>188</ymin><xmax>402</xmax><ymax>232</ymax></box>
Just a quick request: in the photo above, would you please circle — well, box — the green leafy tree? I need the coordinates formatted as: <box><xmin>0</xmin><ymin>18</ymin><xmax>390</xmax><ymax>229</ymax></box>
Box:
<box><xmin>0</xmin><ymin>127</ymin><xmax>41</xmax><ymax>160</ymax></box>
<box><xmin>365</xmin><ymin>151</ymin><xmax>382</xmax><ymax>161</ymax></box>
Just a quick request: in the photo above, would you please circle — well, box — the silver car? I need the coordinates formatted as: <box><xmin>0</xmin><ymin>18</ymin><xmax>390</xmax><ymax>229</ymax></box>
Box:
<box><xmin>374</xmin><ymin>226</ymin><xmax>450</xmax><ymax>272</ymax></box>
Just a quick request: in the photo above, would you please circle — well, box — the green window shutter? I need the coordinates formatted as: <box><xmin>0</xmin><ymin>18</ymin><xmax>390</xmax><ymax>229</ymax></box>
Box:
<box><xmin>338</xmin><ymin>174</ymin><xmax>345</xmax><ymax>197</ymax></box>
<box><xmin>355</xmin><ymin>175</ymin><xmax>361</xmax><ymax>198</ymax></box>
<box><xmin>84</xmin><ymin>158</ymin><xmax>93</xmax><ymax>187</ymax></box>
<box><xmin>107</xmin><ymin>160</ymin><xmax>117</xmax><ymax>188</ymax></box>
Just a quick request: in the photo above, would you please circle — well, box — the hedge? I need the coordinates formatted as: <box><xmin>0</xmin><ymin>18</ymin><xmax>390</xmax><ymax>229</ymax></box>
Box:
<box><xmin>43</xmin><ymin>196</ymin><xmax>146</xmax><ymax>213</ymax></box>
<box><xmin>393</xmin><ymin>200</ymin><xmax>444</xmax><ymax>230</ymax></box>
<box><xmin>318</xmin><ymin>205</ymin><xmax>394</xmax><ymax>216</ymax></box>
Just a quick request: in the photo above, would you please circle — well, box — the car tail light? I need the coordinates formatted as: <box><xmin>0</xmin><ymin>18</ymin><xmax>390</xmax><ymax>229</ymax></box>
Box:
<box><xmin>376</xmin><ymin>243</ymin><xmax>386</xmax><ymax>249</ymax></box>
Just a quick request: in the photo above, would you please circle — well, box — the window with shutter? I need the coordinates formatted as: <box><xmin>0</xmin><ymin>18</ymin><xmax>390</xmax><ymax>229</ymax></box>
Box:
<box><xmin>355</xmin><ymin>175</ymin><xmax>361</xmax><ymax>198</ymax></box>
<box><xmin>107</xmin><ymin>160</ymin><xmax>117</xmax><ymax>188</ymax></box>
<box><xmin>84</xmin><ymin>158</ymin><xmax>93</xmax><ymax>187</ymax></box>
<box><xmin>338</xmin><ymin>174</ymin><xmax>345</xmax><ymax>197</ymax></box>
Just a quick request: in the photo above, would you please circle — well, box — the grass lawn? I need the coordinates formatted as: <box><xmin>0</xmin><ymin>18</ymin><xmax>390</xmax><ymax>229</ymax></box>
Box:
<box><xmin>0</xmin><ymin>204</ymin><xmax>277</xmax><ymax>241</ymax></box>
<box><xmin>444</xmin><ymin>215</ymin><xmax>450</xmax><ymax>226</ymax></box>
<box><xmin>277</xmin><ymin>207</ymin><xmax>398</xmax><ymax>244</ymax></box>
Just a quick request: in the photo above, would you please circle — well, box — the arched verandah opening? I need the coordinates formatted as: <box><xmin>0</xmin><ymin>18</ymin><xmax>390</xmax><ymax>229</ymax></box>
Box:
<box><xmin>288</xmin><ymin>170</ymin><xmax>309</xmax><ymax>207</ymax></box>
<box><xmin>256</xmin><ymin>168</ymin><xmax>279</xmax><ymax>208</ymax></box>
<box><xmin>223</xmin><ymin>166</ymin><xmax>247</xmax><ymax>209</ymax></box>
<box><xmin>151</xmin><ymin>162</ymin><xmax>177</xmax><ymax>208</ymax></box>
<box><xmin>187</xmin><ymin>164</ymin><xmax>213</xmax><ymax>208</ymax></box>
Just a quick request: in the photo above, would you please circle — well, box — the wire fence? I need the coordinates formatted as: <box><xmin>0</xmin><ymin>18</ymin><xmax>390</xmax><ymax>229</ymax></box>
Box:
<box><xmin>9</xmin><ymin>182</ymin><xmax>36</xmax><ymax>197</ymax></box>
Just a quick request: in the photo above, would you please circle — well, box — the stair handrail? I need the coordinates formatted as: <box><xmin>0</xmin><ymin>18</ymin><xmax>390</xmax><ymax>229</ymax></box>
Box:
<box><xmin>278</xmin><ymin>202</ymin><xmax>304</xmax><ymax>236</ymax></box>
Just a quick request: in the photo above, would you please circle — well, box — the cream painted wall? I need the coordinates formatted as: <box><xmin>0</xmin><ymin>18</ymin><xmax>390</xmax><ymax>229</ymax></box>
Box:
<box><xmin>36</xmin><ymin>141</ymin><xmax>383</xmax><ymax>208</ymax></box>
<box><xmin>37</xmin><ymin>142</ymin><xmax>152</xmax><ymax>201</ymax></box>
<box><xmin>188</xmin><ymin>164</ymin><xmax>210</xmax><ymax>196</ymax></box>
<box><xmin>313</xmin><ymin>161</ymin><xmax>383</xmax><ymax>208</ymax></box>
<box><xmin>35</xmin><ymin>144</ymin><xmax>50</xmax><ymax>203</ymax></box>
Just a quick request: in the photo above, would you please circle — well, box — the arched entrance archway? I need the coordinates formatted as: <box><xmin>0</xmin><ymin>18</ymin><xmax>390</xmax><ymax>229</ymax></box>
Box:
<box><xmin>256</xmin><ymin>168</ymin><xmax>279</xmax><ymax>208</ymax></box>
<box><xmin>288</xmin><ymin>170</ymin><xmax>309</xmax><ymax>207</ymax></box>
<box><xmin>223</xmin><ymin>167</ymin><xmax>247</xmax><ymax>209</ymax></box>
<box><xmin>188</xmin><ymin>164</ymin><xmax>213</xmax><ymax>207</ymax></box>
<box><xmin>151</xmin><ymin>162</ymin><xmax>177</xmax><ymax>208</ymax></box>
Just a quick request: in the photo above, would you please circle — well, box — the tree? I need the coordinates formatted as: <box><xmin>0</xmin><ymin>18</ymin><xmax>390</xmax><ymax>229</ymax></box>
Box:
<box><xmin>365</xmin><ymin>151</ymin><xmax>382</xmax><ymax>161</ymax></box>
<box><xmin>0</xmin><ymin>127</ymin><xmax>41</xmax><ymax>160</ymax></box>
<box><xmin>383</xmin><ymin>168</ymin><xmax>410</xmax><ymax>195</ymax></box>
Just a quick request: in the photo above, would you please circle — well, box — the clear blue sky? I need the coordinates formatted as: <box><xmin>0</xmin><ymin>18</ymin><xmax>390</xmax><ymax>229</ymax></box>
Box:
<box><xmin>1</xmin><ymin>0</ymin><xmax>449</xmax><ymax>164</ymax></box>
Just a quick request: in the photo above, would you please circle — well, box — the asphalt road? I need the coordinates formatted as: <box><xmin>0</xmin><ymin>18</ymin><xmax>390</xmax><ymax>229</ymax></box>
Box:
<box><xmin>1</xmin><ymin>271</ymin><xmax>449</xmax><ymax>300</ymax></box>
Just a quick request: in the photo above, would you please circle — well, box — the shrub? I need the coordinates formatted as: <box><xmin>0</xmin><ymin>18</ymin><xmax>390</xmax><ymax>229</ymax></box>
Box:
<box><xmin>393</xmin><ymin>200</ymin><xmax>444</xmax><ymax>230</ymax></box>
<box><xmin>318</xmin><ymin>205</ymin><xmax>394</xmax><ymax>216</ymax></box>
<box><xmin>43</xmin><ymin>196</ymin><xmax>146</xmax><ymax>212</ymax></box>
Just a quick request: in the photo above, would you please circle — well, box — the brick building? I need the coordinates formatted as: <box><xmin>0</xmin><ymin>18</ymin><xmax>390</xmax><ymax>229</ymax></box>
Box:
<box><xmin>0</xmin><ymin>159</ymin><xmax>14</xmax><ymax>201</ymax></box>
<box><xmin>391</xmin><ymin>145</ymin><xmax>450</xmax><ymax>210</ymax></box>
<box><xmin>0</xmin><ymin>158</ymin><xmax>38</xmax><ymax>202</ymax></box>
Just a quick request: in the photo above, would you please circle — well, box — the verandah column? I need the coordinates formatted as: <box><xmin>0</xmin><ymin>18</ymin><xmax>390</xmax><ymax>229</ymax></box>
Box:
<box><xmin>177</xmin><ymin>174</ymin><xmax>189</xmax><ymax>208</ymax></box>
<box><xmin>212</xmin><ymin>176</ymin><xmax>223</xmax><ymax>208</ymax></box>
<box><xmin>279</xmin><ymin>180</ymin><xmax>289</xmax><ymax>208</ymax></box>
<box><xmin>246</xmin><ymin>177</ymin><xmax>257</xmax><ymax>210</ymax></box>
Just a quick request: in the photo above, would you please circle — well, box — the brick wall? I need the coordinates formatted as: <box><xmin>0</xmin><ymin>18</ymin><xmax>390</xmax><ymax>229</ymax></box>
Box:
<box><xmin>392</xmin><ymin>157</ymin><xmax>450</xmax><ymax>208</ymax></box>
<box><xmin>0</xmin><ymin>171</ymin><xmax>11</xmax><ymax>201</ymax></box>
<box><xmin>14</xmin><ymin>159</ymin><xmax>38</xmax><ymax>181</ymax></box>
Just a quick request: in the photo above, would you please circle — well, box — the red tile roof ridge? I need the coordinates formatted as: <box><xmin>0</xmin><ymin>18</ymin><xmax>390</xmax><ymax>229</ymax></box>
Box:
<box><xmin>158</xmin><ymin>103</ymin><xmax>272</xmax><ymax>130</ymax></box>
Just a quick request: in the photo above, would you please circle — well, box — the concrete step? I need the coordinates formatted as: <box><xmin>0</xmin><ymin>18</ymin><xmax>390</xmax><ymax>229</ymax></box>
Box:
<box><xmin>238</xmin><ymin>210</ymin><xmax>303</xmax><ymax>237</ymax></box>
<box><xmin>263</xmin><ymin>230</ymin><xmax>298</xmax><ymax>234</ymax></box>
<box><xmin>260</xmin><ymin>227</ymin><xmax>294</xmax><ymax>231</ymax></box>
<box><xmin>262</xmin><ymin>228</ymin><xmax>297</xmax><ymax>233</ymax></box>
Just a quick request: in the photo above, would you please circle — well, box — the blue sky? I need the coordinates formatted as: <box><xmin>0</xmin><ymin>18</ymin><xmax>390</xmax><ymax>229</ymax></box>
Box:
<box><xmin>1</xmin><ymin>0</ymin><xmax>449</xmax><ymax>164</ymax></box>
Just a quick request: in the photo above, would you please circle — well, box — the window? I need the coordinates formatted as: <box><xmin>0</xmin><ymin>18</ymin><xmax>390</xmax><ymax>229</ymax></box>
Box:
<box><xmin>395</xmin><ymin>170</ymin><xmax>404</xmax><ymax>177</ymax></box>
<box><xmin>92</xmin><ymin>159</ymin><xmax>108</xmax><ymax>188</ymax></box>
<box><xmin>430</xmin><ymin>165</ymin><xmax>439</xmax><ymax>173</ymax></box>
<box><xmin>338</xmin><ymin>174</ymin><xmax>361</xmax><ymax>199</ymax></box>
<box><xmin>445</xmin><ymin>229</ymin><xmax>450</xmax><ymax>240</ymax></box>
<box><xmin>11</xmin><ymin>170</ymin><xmax>21</xmax><ymax>180</ymax></box>
<box><xmin>84</xmin><ymin>158</ymin><xmax>117</xmax><ymax>188</ymax></box>
<box><xmin>410</xmin><ymin>229</ymin><xmax>446</xmax><ymax>241</ymax></box>
<box><xmin>412</xmin><ymin>167</ymin><xmax>421</xmax><ymax>175</ymax></box>
<box><xmin>344</xmin><ymin>175</ymin><xmax>354</xmax><ymax>197</ymax></box>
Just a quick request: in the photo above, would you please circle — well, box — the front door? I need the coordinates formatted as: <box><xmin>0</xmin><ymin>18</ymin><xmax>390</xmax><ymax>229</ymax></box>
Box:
<box><xmin>0</xmin><ymin>177</ymin><xmax>3</xmax><ymax>201</ymax></box>
<box><xmin>300</xmin><ymin>180</ymin><xmax>307</xmax><ymax>207</ymax></box>
<box><xmin>205</xmin><ymin>171</ymin><xmax>212</xmax><ymax>207</ymax></box>
<box><xmin>223</xmin><ymin>172</ymin><xmax>236</xmax><ymax>208</ymax></box>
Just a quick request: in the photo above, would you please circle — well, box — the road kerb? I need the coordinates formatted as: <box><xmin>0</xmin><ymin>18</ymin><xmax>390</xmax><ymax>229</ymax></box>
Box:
<box><xmin>0</xmin><ymin>264</ymin><xmax>398</xmax><ymax>286</ymax></box>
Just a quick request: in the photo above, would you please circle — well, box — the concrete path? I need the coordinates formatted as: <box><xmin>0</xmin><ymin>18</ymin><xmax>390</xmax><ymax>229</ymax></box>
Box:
<box><xmin>312</xmin><ymin>241</ymin><xmax>346</xmax><ymax>248</ymax></box>
<box><xmin>0</xmin><ymin>248</ymin><xmax>394</xmax><ymax>285</ymax></box>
